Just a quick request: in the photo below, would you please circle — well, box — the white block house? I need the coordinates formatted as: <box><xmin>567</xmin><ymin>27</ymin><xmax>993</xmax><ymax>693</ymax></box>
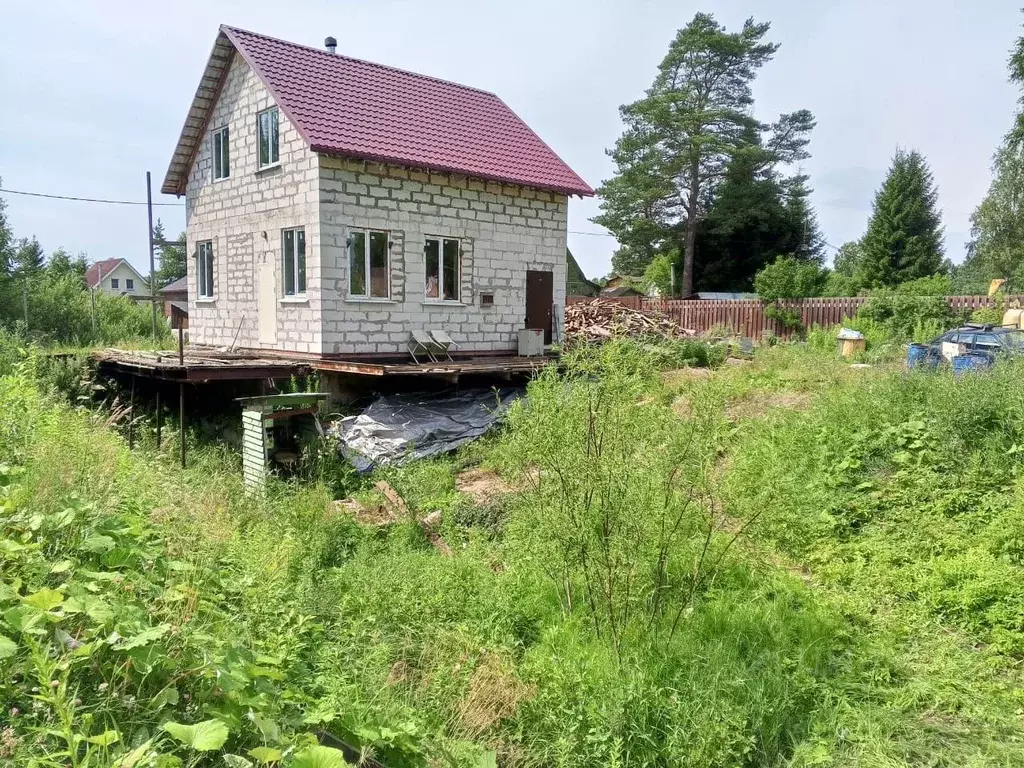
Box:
<box><xmin>161</xmin><ymin>25</ymin><xmax>593</xmax><ymax>357</ymax></box>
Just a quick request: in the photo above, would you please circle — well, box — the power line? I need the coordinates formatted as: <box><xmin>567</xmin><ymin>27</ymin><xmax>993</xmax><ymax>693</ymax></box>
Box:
<box><xmin>0</xmin><ymin>188</ymin><xmax>846</xmax><ymax>251</ymax></box>
<box><xmin>0</xmin><ymin>188</ymin><xmax>184</xmax><ymax>207</ymax></box>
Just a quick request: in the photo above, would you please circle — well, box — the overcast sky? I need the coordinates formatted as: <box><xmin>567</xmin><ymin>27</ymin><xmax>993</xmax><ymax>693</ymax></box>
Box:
<box><xmin>0</xmin><ymin>0</ymin><xmax>1020</xmax><ymax>280</ymax></box>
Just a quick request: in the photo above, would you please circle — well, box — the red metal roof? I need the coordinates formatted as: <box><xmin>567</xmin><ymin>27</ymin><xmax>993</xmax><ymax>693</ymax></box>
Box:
<box><xmin>85</xmin><ymin>258</ymin><xmax>126</xmax><ymax>289</ymax></box>
<box><xmin>216</xmin><ymin>26</ymin><xmax>593</xmax><ymax>196</ymax></box>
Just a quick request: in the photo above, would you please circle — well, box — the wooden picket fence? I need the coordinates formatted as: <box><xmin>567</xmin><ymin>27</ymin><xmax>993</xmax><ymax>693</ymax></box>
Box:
<box><xmin>566</xmin><ymin>295</ymin><xmax>1018</xmax><ymax>340</ymax></box>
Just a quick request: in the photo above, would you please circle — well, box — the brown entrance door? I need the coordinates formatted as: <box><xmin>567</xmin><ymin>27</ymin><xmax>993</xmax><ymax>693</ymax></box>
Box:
<box><xmin>525</xmin><ymin>270</ymin><xmax>554</xmax><ymax>344</ymax></box>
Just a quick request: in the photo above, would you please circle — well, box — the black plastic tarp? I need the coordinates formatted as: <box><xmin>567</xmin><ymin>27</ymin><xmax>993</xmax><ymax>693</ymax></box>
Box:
<box><xmin>326</xmin><ymin>388</ymin><xmax>523</xmax><ymax>471</ymax></box>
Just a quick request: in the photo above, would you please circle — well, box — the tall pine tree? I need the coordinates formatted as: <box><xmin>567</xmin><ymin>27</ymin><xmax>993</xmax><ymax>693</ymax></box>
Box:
<box><xmin>857</xmin><ymin>149</ymin><xmax>944</xmax><ymax>288</ymax></box>
<box><xmin>594</xmin><ymin>13</ymin><xmax>814</xmax><ymax>295</ymax></box>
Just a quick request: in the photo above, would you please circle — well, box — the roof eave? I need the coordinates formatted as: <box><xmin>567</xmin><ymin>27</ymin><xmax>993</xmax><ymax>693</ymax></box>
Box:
<box><xmin>161</xmin><ymin>31</ymin><xmax>237</xmax><ymax>196</ymax></box>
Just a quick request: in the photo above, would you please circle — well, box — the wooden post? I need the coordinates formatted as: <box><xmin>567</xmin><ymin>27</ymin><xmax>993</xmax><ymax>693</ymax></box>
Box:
<box><xmin>178</xmin><ymin>326</ymin><xmax>184</xmax><ymax>366</ymax></box>
<box><xmin>155</xmin><ymin>389</ymin><xmax>161</xmax><ymax>449</ymax></box>
<box><xmin>147</xmin><ymin>171</ymin><xmax>158</xmax><ymax>344</ymax></box>
<box><xmin>90</xmin><ymin>288</ymin><xmax>97</xmax><ymax>339</ymax></box>
<box><xmin>179</xmin><ymin>382</ymin><xmax>186</xmax><ymax>469</ymax></box>
<box><xmin>128</xmin><ymin>377</ymin><xmax>135</xmax><ymax>449</ymax></box>
<box><xmin>22</xmin><ymin>280</ymin><xmax>28</xmax><ymax>329</ymax></box>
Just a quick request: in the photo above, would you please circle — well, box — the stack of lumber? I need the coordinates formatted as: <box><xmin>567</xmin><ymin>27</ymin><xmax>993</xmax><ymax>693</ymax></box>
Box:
<box><xmin>564</xmin><ymin>300</ymin><xmax>692</xmax><ymax>343</ymax></box>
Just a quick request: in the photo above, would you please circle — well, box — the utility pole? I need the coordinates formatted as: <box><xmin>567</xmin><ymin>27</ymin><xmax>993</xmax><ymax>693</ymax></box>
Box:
<box><xmin>22</xmin><ymin>280</ymin><xmax>28</xmax><ymax>329</ymax></box>
<box><xmin>146</xmin><ymin>171</ymin><xmax>157</xmax><ymax>344</ymax></box>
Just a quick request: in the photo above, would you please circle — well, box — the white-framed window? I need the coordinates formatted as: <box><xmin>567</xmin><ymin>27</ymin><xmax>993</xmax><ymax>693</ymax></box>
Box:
<box><xmin>282</xmin><ymin>228</ymin><xmax>306</xmax><ymax>296</ymax></box>
<box><xmin>212</xmin><ymin>126</ymin><xmax>230</xmax><ymax>180</ymax></box>
<box><xmin>197</xmin><ymin>241</ymin><xmax>214</xmax><ymax>298</ymax></box>
<box><xmin>348</xmin><ymin>229</ymin><xmax>390</xmax><ymax>298</ymax></box>
<box><xmin>125</xmin><ymin>278</ymin><xmax>135</xmax><ymax>291</ymax></box>
<box><xmin>110</xmin><ymin>278</ymin><xmax>119</xmax><ymax>290</ymax></box>
<box><xmin>257</xmin><ymin>108</ymin><xmax>279</xmax><ymax>168</ymax></box>
<box><xmin>424</xmin><ymin>236</ymin><xmax>460</xmax><ymax>301</ymax></box>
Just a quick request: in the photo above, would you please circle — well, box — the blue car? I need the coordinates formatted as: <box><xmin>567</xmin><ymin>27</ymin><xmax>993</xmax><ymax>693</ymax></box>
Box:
<box><xmin>927</xmin><ymin>324</ymin><xmax>1024</xmax><ymax>357</ymax></box>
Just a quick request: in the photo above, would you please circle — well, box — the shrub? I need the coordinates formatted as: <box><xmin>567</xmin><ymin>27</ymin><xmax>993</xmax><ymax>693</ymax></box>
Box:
<box><xmin>0</xmin><ymin>273</ymin><xmax>168</xmax><ymax>346</ymax></box>
<box><xmin>855</xmin><ymin>273</ymin><xmax>958</xmax><ymax>341</ymax></box>
<box><xmin>754</xmin><ymin>256</ymin><xmax>827</xmax><ymax>330</ymax></box>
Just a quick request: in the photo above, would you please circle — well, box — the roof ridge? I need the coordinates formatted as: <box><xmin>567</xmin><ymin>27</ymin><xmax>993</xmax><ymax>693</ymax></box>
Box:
<box><xmin>220</xmin><ymin>24</ymin><xmax>499</xmax><ymax>98</ymax></box>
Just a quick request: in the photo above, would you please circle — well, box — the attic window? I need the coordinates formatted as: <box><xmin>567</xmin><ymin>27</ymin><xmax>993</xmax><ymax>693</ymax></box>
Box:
<box><xmin>212</xmin><ymin>126</ymin><xmax>230</xmax><ymax>180</ymax></box>
<box><xmin>258</xmin><ymin>108</ymin><xmax>279</xmax><ymax>168</ymax></box>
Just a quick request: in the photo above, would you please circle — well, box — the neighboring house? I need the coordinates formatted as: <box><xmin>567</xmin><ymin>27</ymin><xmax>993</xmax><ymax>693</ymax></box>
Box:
<box><xmin>566</xmin><ymin>249</ymin><xmax>600</xmax><ymax>298</ymax></box>
<box><xmin>161</xmin><ymin>26</ymin><xmax>593</xmax><ymax>356</ymax></box>
<box><xmin>600</xmin><ymin>275</ymin><xmax>646</xmax><ymax>299</ymax></box>
<box><xmin>85</xmin><ymin>259</ymin><xmax>149</xmax><ymax>296</ymax></box>
<box><xmin>601</xmin><ymin>285</ymin><xmax>646</xmax><ymax>298</ymax></box>
<box><xmin>159</xmin><ymin>276</ymin><xmax>189</xmax><ymax>329</ymax></box>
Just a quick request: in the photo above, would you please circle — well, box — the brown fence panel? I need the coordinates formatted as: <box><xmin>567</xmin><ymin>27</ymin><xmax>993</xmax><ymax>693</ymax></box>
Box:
<box><xmin>566</xmin><ymin>295</ymin><xmax>1021</xmax><ymax>338</ymax></box>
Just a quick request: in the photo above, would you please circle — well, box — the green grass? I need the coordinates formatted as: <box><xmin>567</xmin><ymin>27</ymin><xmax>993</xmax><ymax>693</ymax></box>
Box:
<box><xmin>2</xmin><ymin>340</ymin><xmax>1024</xmax><ymax>765</ymax></box>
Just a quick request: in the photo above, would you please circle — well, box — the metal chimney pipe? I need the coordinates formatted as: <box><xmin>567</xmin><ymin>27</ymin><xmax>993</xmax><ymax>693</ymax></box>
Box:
<box><xmin>324</xmin><ymin>36</ymin><xmax>337</xmax><ymax>54</ymax></box>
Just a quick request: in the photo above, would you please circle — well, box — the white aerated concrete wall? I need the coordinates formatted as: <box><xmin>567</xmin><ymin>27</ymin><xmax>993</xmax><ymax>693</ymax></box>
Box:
<box><xmin>183</xmin><ymin>56</ymin><xmax>569</xmax><ymax>357</ymax></box>
<box><xmin>317</xmin><ymin>157</ymin><xmax>568</xmax><ymax>355</ymax></box>
<box><xmin>183</xmin><ymin>53</ymin><xmax>322</xmax><ymax>353</ymax></box>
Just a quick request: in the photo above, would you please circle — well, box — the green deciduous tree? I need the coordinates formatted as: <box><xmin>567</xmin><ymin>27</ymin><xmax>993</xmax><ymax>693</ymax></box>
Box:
<box><xmin>754</xmin><ymin>255</ymin><xmax>827</xmax><ymax>328</ymax></box>
<box><xmin>153</xmin><ymin>219</ymin><xmax>187</xmax><ymax>286</ymax></box>
<box><xmin>46</xmin><ymin>248</ymin><xmax>89</xmax><ymax>285</ymax></box>
<box><xmin>594</xmin><ymin>13</ymin><xmax>814</xmax><ymax>296</ymax></box>
<box><xmin>960</xmin><ymin>142</ymin><xmax>1024</xmax><ymax>292</ymax></box>
<box><xmin>823</xmin><ymin>241</ymin><xmax>865</xmax><ymax>296</ymax></box>
<box><xmin>643</xmin><ymin>253</ymin><xmax>675</xmax><ymax>296</ymax></box>
<box><xmin>958</xmin><ymin>22</ymin><xmax>1024</xmax><ymax>294</ymax></box>
<box><xmin>858</xmin><ymin>149</ymin><xmax>945</xmax><ymax>288</ymax></box>
<box><xmin>0</xmin><ymin>181</ymin><xmax>13</xmax><ymax>276</ymax></box>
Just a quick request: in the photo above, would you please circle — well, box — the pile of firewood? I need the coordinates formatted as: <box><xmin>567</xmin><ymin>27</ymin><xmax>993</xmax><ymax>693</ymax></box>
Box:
<box><xmin>563</xmin><ymin>300</ymin><xmax>693</xmax><ymax>343</ymax></box>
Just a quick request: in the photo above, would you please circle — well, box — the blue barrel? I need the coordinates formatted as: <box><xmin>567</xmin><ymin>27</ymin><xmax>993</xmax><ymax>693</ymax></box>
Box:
<box><xmin>907</xmin><ymin>343</ymin><xmax>939</xmax><ymax>369</ymax></box>
<box><xmin>952</xmin><ymin>352</ymin><xmax>994</xmax><ymax>376</ymax></box>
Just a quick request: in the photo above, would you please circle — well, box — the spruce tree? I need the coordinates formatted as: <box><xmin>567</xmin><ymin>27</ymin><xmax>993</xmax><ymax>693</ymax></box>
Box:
<box><xmin>858</xmin><ymin>149</ymin><xmax>944</xmax><ymax>288</ymax></box>
<box><xmin>13</xmin><ymin>237</ymin><xmax>45</xmax><ymax>278</ymax></box>
<box><xmin>781</xmin><ymin>175</ymin><xmax>825</xmax><ymax>263</ymax></box>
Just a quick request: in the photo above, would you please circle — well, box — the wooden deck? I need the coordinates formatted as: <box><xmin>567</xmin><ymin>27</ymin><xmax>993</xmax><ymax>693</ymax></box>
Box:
<box><xmin>93</xmin><ymin>348</ymin><xmax>305</xmax><ymax>381</ymax></box>
<box><xmin>93</xmin><ymin>347</ymin><xmax>555</xmax><ymax>381</ymax></box>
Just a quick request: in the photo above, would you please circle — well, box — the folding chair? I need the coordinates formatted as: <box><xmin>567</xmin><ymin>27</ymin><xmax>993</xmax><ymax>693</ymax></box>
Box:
<box><xmin>407</xmin><ymin>330</ymin><xmax>440</xmax><ymax>364</ymax></box>
<box><xmin>430</xmin><ymin>329</ymin><xmax>460</xmax><ymax>362</ymax></box>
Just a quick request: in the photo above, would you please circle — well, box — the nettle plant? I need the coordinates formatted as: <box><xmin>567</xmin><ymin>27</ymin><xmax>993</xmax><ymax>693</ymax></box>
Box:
<box><xmin>0</xmin><ymin>464</ymin><xmax>354</xmax><ymax>767</ymax></box>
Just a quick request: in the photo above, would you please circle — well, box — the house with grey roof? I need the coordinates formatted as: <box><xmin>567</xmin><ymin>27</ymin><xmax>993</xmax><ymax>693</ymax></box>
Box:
<box><xmin>163</xmin><ymin>25</ymin><xmax>592</xmax><ymax>356</ymax></box>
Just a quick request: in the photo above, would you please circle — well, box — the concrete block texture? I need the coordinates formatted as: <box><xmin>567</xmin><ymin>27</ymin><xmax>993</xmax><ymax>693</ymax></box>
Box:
<box><xmin>184</xmin><ymin>56</ymin><xmax>568</xmax><ymax>358</ymax></box>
